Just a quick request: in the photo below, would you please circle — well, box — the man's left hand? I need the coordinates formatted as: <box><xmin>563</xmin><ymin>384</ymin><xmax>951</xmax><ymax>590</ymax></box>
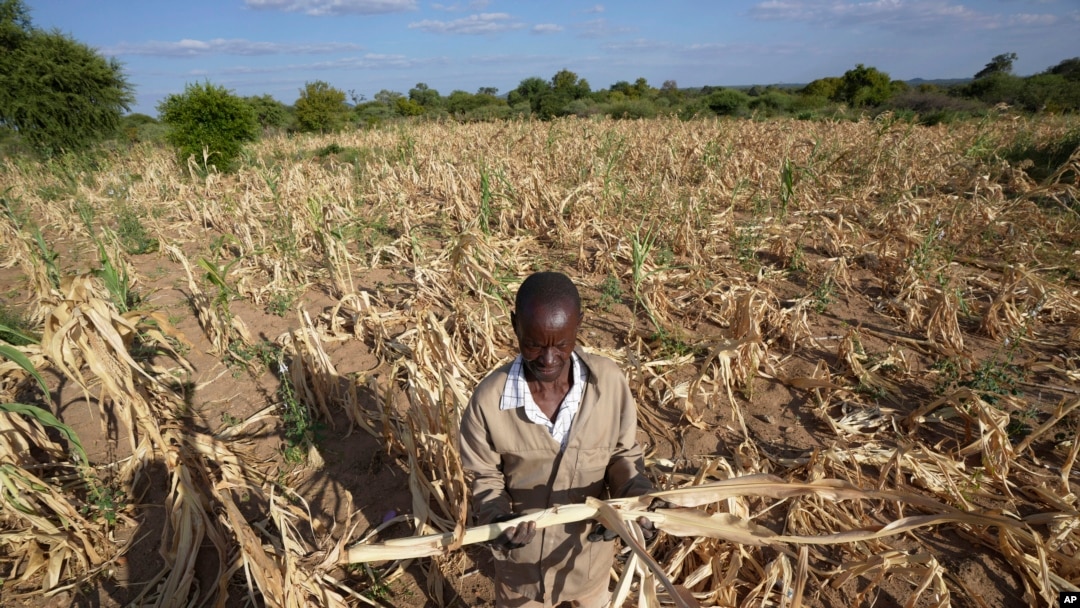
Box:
<box><xmin>587</xmin><ymin>517</ymin><xmax>658</xmax><ymax>543</ymax></box>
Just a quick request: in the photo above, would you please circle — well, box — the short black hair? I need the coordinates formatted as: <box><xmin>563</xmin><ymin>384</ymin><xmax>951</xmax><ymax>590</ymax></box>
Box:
<box><xmin>515</xmin><ymin>271</ymin><xmax>581</xmax><ymax>314</ymax></box>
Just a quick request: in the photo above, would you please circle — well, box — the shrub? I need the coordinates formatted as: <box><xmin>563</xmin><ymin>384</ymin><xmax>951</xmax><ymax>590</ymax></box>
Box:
<box><xmin>705</xmin><ymin>89</ymin><xmax>750</xmax><ymax>116</ymax></box>
<box><xmin>244</xmin><ymin>94</ymin><xmax>292</xmax><ymax>132</ymax></box>
<box><xmin>394</xmin><ymin>97</ymin><xmax>425</xmax><ymax>117</ymax></box>
<box><xmin>1017</xmin><ymin>74</ymin><xmax>1080</xmax><ymax>113</ymax></box>
<box><xmin>118</xmin><ymin>113</ymin><xmax>168</xmax><ymax>144</ymax></box>
<box><xmin>158</xmin><ymin>82</ymin><xmax>259</xmax><ymax>173</ymax></box>
<box><xmin>464</xmin><ymin>104</ymin><xmax>517</xmax><ymax>122</ymax></box>
<box><xmin>604</xmin><ymin>99</ymin><xmax>658</xmax><ymax>120</ymax></box>
<box><xmin>749</xmin><ymin>91</ymin><xmax>794</xmax><ymax>116</ymax></box>
<box><xmin>354</xmin><ymin>101</ymin><xmax>395</xmax><ymax>128</ymax></box>
<box><xmin>565</xmin><ymin>98</ymin><xmax>601</xmax><ymax>118</ymax></box>
<box><xmin>294</xmin><ymin>81</ymin><xmax>350</xmax><ymax>133</ymax></box>
<box><xmin>884</xmin><ymin>90</ymin><xmax>985</xmax><ymax>124</ymax></box>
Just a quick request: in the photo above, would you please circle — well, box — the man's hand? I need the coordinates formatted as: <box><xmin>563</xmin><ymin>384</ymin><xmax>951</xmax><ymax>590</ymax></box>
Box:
<box><xmin>587</xmin><ymin>517</ymin><xmax>658</xmax><ymax>543</ymax></box>
<box><xmin>588</xmin><ymin>497</ymin><xmax>669</xmax><ymax>543</ymax></box>
<box><xmin>490</xmin><ymin>513</ymin><xmax>536</xmax><ymax>550</ymax></box>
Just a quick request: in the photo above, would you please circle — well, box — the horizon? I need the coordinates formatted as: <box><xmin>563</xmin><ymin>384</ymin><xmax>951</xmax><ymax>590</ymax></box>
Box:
<box><xmin>25</xmin><ymin>0</ymin><xmax>1080</xmax><ymax>115</ymax></box>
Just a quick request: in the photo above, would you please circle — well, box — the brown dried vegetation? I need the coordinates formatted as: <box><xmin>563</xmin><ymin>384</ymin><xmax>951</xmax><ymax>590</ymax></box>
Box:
<box><xmin>1</xmin><ymin>112</ymin><xmax>1078</xmax><ymax>606</ymax></box>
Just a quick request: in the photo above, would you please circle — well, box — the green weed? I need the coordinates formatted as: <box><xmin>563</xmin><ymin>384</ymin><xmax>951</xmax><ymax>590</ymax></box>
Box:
<box><xmin>231</xmin><ymin>339</ymin><xmax>280</xmax><ymax>371</ymax></box>
<box><xmin>115</xmin><ymin>206</ymin><xmax>158</xmax><ymax>255</ymax></box>
<box><xmin>278</xmin><ymin>365</ymin><xmax>316</xmax><ymax>464</ymax></box>
<box><xmin>813</xmin><ymin>277</ymin><xmax>834</xmax><ymax>313</ymax></box>
<box><xmin>732</xmin><ymin>223</ymin><xmax>763</xmax><ymax>271</ymax></box>
<box><xmin>94</xmin><ymin>235</ymin><xmax>139</xmax><ymax>313</ymax></box>
<box><xmin>82</xmin><ymin>477</ymin><xmax>125</xmax><ymax>527</ymax></box>
<box><xmin>29</xmin><ymin>225</ymin><xmax>61</xmax><ymax>291</ymax></box>
<box><xmin>265</xmin><ymin>291</ymin><xmax>297</xmax><ymax>317</ymax></box>
<box><xmin>0</xmin><ymin>306</ymin><xmax>37</xmax><ymax>347</ymax></box>
<box><xmin>598</xmin><ymin>274</ymin><xmax>623</xmax><ymax>311</ymax></box>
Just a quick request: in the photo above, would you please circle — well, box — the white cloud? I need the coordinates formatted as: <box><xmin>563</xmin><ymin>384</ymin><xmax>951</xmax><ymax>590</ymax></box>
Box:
<box><xmin>748</xmin><ymin>0</ymin><xmax>1000</xmax><ymax>31</ymax></box>
<box><xmin>583</xmin><ymin>4</ymin><xmax>605</xmax><ymax>13</ymax></box>
<box><xmin>245</xmin><ymin>0</ymin><xmax>417</xmax><ymax>16</ymax></box>
<box><xmin>103</xmin><ymin>39</ymin><xmax>364</xmax><ymax>57</ymax></box>
<box><xmin>1007</xmin><ymin>12</ymin><xmax>1059</xmax><ymax>26</ymax></box>
<box><xmin>467</xmin><ymin>53</ymin><xmax>557</xmax><ymax>65</ymax></box>
<box><xmin>218</xmin><ymin>53</ymin><xmax>445</xmax><ymax>75</ymax></box>
<box><xmin>409</xmin><ymin>12</ymin><xmax>525</xmax><ymax>34</ymax></box>
<box><xmin>432</xmin><ymin>0</ymin><xmax>491</xmax><ymax>11</ymax></box>
<box><xmin>532</xmin><ymin>23</ymin><xmax>564</xmax><ymax>34</ymax></box>
<box><xmin>573</xmin><ymin>18</ymin><xmax>633</xmax><ymax>38</ymax></box>
<box><xmin>684</xmin><ymin>41</ymin><xmax>804</xmax><ymax>58</ymax></box>
<box><xmin>601</xmin><ymin>38</ymin><xmax>672</xmax><ymax>52</ymax></box>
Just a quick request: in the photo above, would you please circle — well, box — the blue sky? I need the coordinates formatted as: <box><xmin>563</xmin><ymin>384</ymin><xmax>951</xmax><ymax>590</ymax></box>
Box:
<box><xmin>26</xmin><ymin>0</ymin><xmax>1080</xmax><ymax>115</ymax></box>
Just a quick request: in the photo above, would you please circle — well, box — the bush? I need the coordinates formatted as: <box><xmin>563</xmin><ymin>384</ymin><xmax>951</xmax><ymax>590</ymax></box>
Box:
<box><xmin>0</xmin><ymin>2</ymin><xmax>134</xmax><ymax>156</ymax></box>
<box><xmin>884</xmin><ymin>90</ymin><xmax>985</xmax><ymax>124</ymax></box>
<box><xmin>1018</xmin><ymin>74</ymin><xmax>1080</xmax><ymax>113</ymax></box>
<box><xmin>705</xmin><ymin>89</ymin><xmax>750</xmax><ymax>116</ymax></box>
<box><xmin>244</xmin><ymin>94</ymin><xmax>292</xmax><ymax>132</ymax></box>
<box><xmin>354</xmin><ymin>101</ymin><xmax>397</xmax><ymax>128</ymax></box>
<box><xmin>463</xmin><ymin>104</ymin><xmax>517</xmax><ymax>122</ymax></box>
<box><xmin>294</xmin><ymin>81</ymin><xmax>350</xmax><ymax>133</ymax></box>
<box><xmin>565</xmin><ymin>98</ymin><xmax>602</xmax><ymax>118</ymax></box>
<box><xmin>118</xmin><ymin>113</ymin><xmax>168</xmax><ymax>144</ymax></box>
<box><xmin>158</xmin><ymin>82</ymin><xmax>260</xmax><ymax>173</ymax></box>
<box><xmin>960</xmin><ymin>73</ymin><xmax>1025</xmax><ymax>106</ymax></box>
<box><xmin>604</xmin><ymin>99</ymin><xmax>658</xmax><ymax>119</ymax></box>
<box><xmin>749</xmin><ymin>91</ymin><xmax>795</xmax><ymax>116</ymax></box>
<box><xmin>394</xmin><ymin>97</ymin><xmax>425</xmax><ymax>117</ymax></box>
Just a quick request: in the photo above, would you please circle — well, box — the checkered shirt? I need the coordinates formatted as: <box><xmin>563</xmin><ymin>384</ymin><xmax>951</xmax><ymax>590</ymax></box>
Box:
<box><xmin>499</xmin><ymin>352</ymin><xmax>587</xmax><ymax>450</ymax></box>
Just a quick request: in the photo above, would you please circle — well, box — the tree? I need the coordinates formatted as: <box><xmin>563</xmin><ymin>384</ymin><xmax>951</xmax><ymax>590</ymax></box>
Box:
<box><xmin>0</xmin><ymin>0</ymin><xmax>133</xmax><ymax>155</ymax></box>
<box><xmin>394</xmin><ymin>97</ymin><xmax>424</xmax><ymax>117</ymax></box>
<box><xmin>294</xmin><ymin>80</ymin><xmax>350</xmax><ymax>133</ymax></box>
<box><xmin>837</xmin><ymin>64</ymin><xmax>894</xmax><ymax>106</ymax></box>
<box><xmin>801</xmin><ymin>77</ymin><xmax>842</xmax><ymax>100</ymax></box>
<box><xmin>158</xmin><ymin>81</ymin><xmax>259</xmax><ymax>172</ymax></box>
<box><xmin>705</xmin><ymin>89</ymin><xmax>750</xmax><ymax>116</ymax></box>
<box><xmin>1018</xmin><ymin>74</ymin><xmax>1080</xmax><ymax>112</ymax></box>
<box><xmin>975</xmin><ymin>52</ymin><xmax>1017</xmax><ymax>80</ymax></box>
<box><xmin>508</xmin><ymin>77</ymin><xmax>553</xmax><ymax>116</ymax></box>
<box><xmin>1045</xmin><ymin>57</ymin><xmax>1080</xmax><ymax>82</ymax></box>
<box><xmin>243</xmin><ymin>95</ymin><xmax>291</xmax><ymax>131</ymax></box>
<box><xmin>659</xmin><ymin>79</ymin><xmax>683</xmax><ymax>102</ymax></box>
<box><xmin>408</xmin><ymin>82</ymin><xmax>441</xmax><ymax>109</ymax></box>
<box><xmin>551</xmin><ymin>69</ymin><xmax>590</xmax><ymax>100</ymax></box>
<box><xmin>0</xmin><ymin>0</ymin><xmax>30</xmax><ymax>50</ymax></box>
<box><xmin>374</xmin><ymin>89</ymin><xmax>403</xmax><ymax>105</ymax></box>
<box><xmin>477</xmin><ymin>86</ymin><xmax>499</xmax><ymax>97</ymax></box>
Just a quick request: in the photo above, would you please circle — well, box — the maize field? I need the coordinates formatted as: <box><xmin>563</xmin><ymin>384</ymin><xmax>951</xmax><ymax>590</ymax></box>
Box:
<box><xmin>0</xmin><ymin>112</ymin><xmax>1078</xmax><ymax>607</ymax></box>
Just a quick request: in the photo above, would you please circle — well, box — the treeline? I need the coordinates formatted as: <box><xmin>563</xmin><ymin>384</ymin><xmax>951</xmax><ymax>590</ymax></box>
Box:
<box><xmin>2</xmin><ymin>0</ymin><xmax>1079</xmax><ymax>163</ymax></box>
<box><xmin>127</xmin><ymin>54</ymin><xmax>1080</xmax><ymax>140</ymax></box>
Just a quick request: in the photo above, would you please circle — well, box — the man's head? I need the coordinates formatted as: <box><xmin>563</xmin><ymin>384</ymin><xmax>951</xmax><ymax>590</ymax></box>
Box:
<box><xmin>512</xmin><ymin>272</ymin><xmax>582</xmax><ymax>384</ymax></box>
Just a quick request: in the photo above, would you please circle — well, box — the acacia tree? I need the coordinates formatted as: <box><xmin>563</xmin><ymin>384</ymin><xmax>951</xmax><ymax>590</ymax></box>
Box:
<box><xmin>294</xmin><ymin>81</ymin><xmax>350</xmax><ymax>133</ymax></box>
<box><xmin>0</xmin><ymin>0</ymin><xmax>133</xmax><ymax>155</ymax></box>
<box><xmin>975</xmin><ymin>53</ymin><xmax>1018</xmax><ymax>80</ymax></box>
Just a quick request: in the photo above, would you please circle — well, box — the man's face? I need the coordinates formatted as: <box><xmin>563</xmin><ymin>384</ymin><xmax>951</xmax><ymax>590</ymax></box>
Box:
<box><xmin>512</xmin><ymin>298</ymin><xmax>582</xmax><ymax>384</ymax></box>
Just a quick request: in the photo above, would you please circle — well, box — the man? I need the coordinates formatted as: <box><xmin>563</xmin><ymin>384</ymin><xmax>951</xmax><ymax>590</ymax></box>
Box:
<box><xmin>459</xmin><ymin>271</ymin><xmax>653</xmax><ymax>607</ymax></box>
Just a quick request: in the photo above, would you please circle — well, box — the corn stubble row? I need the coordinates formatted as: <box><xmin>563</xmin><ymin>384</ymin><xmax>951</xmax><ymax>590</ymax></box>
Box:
<box><xmin>1</xmin><ymin>113</ymin><xmax>1078</xmax><ymax>606</ymax></box>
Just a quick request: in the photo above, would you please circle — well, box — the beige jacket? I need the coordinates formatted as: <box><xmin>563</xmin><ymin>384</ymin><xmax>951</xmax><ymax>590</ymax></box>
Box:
<box><xmin>459</xmin><ymin>348</ymin><xmax>652</xmax><ymax>603</ymax></box>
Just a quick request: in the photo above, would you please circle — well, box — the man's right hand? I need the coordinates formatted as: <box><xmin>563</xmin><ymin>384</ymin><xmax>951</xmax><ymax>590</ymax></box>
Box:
<box><xmin>491</xmin><ymin>513</ymin><xmax>536</xmax><ymax>550</ymax></box>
